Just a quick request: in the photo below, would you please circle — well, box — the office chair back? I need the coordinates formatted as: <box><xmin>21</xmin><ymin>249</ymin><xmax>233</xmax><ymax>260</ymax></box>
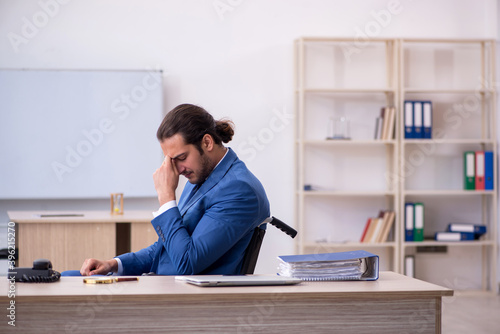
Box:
<box><xmin>240</xmin><ymin>217</ymin><xmax>297</xmax><ymax>275</ymax></box>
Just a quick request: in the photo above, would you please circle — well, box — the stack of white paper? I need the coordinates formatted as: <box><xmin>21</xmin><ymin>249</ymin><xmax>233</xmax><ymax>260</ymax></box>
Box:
<box><xmin>277</xmin><ymin>250</ymin><xmax>379</xmax><ymax>281</ymax></box>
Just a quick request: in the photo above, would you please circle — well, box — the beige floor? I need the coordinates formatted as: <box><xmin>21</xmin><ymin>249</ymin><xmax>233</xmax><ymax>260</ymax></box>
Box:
<box><xmin>442</xmin><ymin>291</ymin><xmax>500</xmax><ymax>333</ymax></box>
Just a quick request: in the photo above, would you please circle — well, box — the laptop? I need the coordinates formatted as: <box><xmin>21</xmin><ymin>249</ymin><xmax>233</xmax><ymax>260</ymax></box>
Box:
<box><xmin>175</xmin><ymin>275</ymin><xmax>302</xmax><ymax>287</ymax></box>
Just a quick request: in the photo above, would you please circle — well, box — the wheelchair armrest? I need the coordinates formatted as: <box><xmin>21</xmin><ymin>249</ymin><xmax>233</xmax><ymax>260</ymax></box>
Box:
<box><xmin>262</xmin><ymin>216</ymin><xmax>297</xmax><ymax>238</ymax></box>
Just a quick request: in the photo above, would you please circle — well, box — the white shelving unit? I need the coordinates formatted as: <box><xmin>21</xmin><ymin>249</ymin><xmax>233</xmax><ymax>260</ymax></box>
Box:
<box><xmin>399</xmin><ymin>39</ymin><xmax>498</xmax><ymax>292</ymax></box>
<box><xmin>294</xmin><ymin>37</ymin><xmax>399</xmax><ymax>272</ymax></box>
<box><xmin>294</xmin><ymin>37</ymin><xmax>498</xmax><ymax>291</ymax></box>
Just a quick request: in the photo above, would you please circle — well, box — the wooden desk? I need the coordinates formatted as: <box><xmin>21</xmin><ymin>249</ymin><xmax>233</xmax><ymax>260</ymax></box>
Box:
<box><xmin>0</xmin><ymin>272</ymin><xmax>453</xmax><ymax>333</ymax></box>
<box><xmin>8</xmin><ymin>210</ymin><xmax>158</xmax><ymax>271</ymax></box>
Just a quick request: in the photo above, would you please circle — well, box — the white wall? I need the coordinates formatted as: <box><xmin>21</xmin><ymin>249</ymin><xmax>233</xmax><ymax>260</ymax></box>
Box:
<box><xmin>0</xmin><ymin>0</ymin><xmax>498</xmax><ymax>280</ymax></box>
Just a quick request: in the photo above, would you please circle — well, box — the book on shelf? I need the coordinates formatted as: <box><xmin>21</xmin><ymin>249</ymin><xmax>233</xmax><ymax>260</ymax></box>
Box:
<box><xmin>374</xmin><ymin>116</ymin><xmax>383</xmax><ymax>139</ymax></box>
<box><xmin>360</xmin><ymin>217</ymin><xmax>372</xmax><ymax>242</ymax></box>
<box><xmin>369</xmin><ymin>215</ymin><xmax>384</xmax><ymax>243</ymax></box>
<box><xmin>361</xmin><ymin>210</ymin><xmax>384</xmax><ymax>243</ymax></box>
<box><xmin>277</xmin><ymin>250</ymin><xmax>379</xmax><ymax>281</ymax></box>
<box><xmin>378</xmin><ymin>210</ymin><xmax>395</xmax><ymax>243</ymax></box>
<box><xmin>361</xmin><ymin>217</ymin><xmax>378</xmax><ymax>243</ymax></box>
<box><xmin>405</xmin><ymin>202</ymin><xmax>424</xmax><ymax>242</ymax></box>
<box><xmin>404</xmin><ymin>100</ymin><xmax>433</xmax><ymax>139</ymax></box>
<box><xmin>464</xmin><ymin>151</ymin><xmax>494</xmax><ymax>191</ymax></box>
<box><xmin>374</xmin><ymin>106</ymin><xmax>395</xmax><ymax>140</ymax></box>
<box><xmin>380</xmin><ymin>107</ymin><xmax>388</xmax><ymax>139</ymax></box>
<box><xmin>384</xmin><ymin>106</ymin><xmax>395</xmax><ymax>140</ymax></box>
<box><xmin>360</xmin><ymin>210</ymin><xmax>395</xmax><ymax>243</ymax></box>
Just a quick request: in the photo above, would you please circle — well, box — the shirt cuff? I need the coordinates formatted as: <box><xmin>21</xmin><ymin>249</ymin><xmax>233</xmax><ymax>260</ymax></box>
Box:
<box><xmin>114</xmin><ymin>257</ymin><xmax>123</xmax><ymax>275</ymax></box>
<box><xmin>152</xmin><ymin>200</ymin><xmax>177</xmax><ymax>218</ymax></box>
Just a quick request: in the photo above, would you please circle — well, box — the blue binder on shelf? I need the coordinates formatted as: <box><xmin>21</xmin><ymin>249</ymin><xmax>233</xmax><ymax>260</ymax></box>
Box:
<box><xmin>277</xmin><ymin>250</ymin><xmax>379</xmax><ymax>281</ymax></box>
<box><xmin>485</xmin><ymin>151</ymin><xmax>494</xmax><ymax>190</ymax></box>
<box><xmin>446</xmin><ymin>223</ymin><xmax>487</xmax><ymax>237</ymax></box>
<box><xmin>405</xmin><ymin>202</ymin><xmax>414</xmax><ymax>241</ymax></box>
<box><xmin>413</xmin><ymin>101</ymin><xmax>423</xmax><ymax>139</ymax></box>
<box><xmin>404</xmin><ymin>101</ymin><xmax>414</xmax><ymax>139</ymax></box>
<box><xmin>435</xmin><ymin>232</ymin><xmax>475</xmax><ymax>241</ymax></box>
<box><xmin>423</xmin><ymin>101</ymin><xmax>432</xmax><ymax>139</ymax></box>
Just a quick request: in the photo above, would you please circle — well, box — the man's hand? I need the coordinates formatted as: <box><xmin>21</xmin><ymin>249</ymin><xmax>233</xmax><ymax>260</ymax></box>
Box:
<box><xmin>80</xmin><ymin>258</ymin><xmax>118</xmax><ymax>276</ymax></box>
<box><xmin>153</xmin><ymin>156</ymin><xmax>179</xmax><ymax>206</ymax></box>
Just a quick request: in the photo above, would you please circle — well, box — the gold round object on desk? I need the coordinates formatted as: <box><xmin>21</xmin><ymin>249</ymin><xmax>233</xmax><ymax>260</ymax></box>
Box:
<box><xmin>83</xmin><ymin>277</ymin><xmax>114</xmax><ymax>284</ymax></box>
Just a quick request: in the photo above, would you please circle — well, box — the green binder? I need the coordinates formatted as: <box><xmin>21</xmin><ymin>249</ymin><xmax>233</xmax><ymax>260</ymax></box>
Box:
<box><xmin>413</xmin><ymin>202</ymin><xmax>424</xmax><ymax>242</ymax></box>
<box><xmin>464</xmin><ymin>151</ymin><xmax>475</xmax><ymax>190</ymax></box>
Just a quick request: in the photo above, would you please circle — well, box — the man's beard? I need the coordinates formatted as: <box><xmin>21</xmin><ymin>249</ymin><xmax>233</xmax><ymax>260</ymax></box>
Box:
<box><xmin>194</xmin><ymin>152</ymin><xmax>215</xmax><ymax>185</ymax></box>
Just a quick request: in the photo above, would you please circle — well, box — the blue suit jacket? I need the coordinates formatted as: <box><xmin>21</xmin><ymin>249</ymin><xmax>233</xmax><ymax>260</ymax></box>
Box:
<box><xmin>117</xmin><ymin>148</ymin><xmax>270</xmax><ymax>275</ymax></box>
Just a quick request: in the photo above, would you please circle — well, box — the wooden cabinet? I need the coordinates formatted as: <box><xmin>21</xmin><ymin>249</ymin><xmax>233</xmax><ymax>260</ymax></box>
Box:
<box><xmin>8</xmin><ymin>210</ymin><xmax>156</xmax><ymax>272</ymax></box>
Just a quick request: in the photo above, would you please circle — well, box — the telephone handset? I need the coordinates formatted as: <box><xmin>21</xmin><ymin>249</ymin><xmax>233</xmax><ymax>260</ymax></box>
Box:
<box><xmin>9</xmin><ymin>259</ymin><xmax>61</xmax><ymax>283</ymax></box>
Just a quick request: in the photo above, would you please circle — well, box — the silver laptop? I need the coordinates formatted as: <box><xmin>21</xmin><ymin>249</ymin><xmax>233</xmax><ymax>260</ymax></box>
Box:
<box><xmin>175</xmin><ymin>275</ymin><xmax>302</xmax><ymax>287</ymax></box>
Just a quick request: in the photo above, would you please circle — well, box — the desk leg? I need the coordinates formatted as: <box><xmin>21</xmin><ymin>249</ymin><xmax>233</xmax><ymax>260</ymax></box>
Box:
<box><xmin>436</xmin><ymin>297</ymin><xmax>442</xmax><ymax>334</ymax></box>
<box><xmin>18</xmin><ymin>223</ymin><xmax>115</xmax><ymax>272</ymax></box>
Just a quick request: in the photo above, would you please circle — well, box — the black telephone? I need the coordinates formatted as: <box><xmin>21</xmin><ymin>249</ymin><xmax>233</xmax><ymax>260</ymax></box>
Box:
<box><xmin>9</xmin><ymin>259</ymin><xmax>61</xmax><ymax>283</ymax></box>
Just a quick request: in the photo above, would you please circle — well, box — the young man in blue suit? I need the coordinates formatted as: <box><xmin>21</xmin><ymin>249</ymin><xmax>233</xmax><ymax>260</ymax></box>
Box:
<box><xmin>79</xmin><ymin>104</ymin><xmax>270</xmax><ymax>276</ymax></box>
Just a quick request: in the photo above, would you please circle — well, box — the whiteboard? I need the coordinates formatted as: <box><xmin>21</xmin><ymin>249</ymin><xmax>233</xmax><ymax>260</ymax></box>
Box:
<box><xmin>0</xmin><ymin>69</ymin><xmax>164</xmax><ymax>199</ymax></box>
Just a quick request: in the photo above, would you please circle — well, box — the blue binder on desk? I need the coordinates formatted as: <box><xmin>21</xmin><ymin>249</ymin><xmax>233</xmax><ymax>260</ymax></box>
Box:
<box><xmin>277</xmin><ymin>250</ymin><xmax>379</xmax><ymax>281</ymax></box>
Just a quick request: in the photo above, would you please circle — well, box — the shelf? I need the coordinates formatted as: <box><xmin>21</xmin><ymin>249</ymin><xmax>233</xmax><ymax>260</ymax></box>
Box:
<box><xmin>301</xmin><ymin>139</ymin><xmax>396</xmax><ymax>146</ymax></box>
<box><xmin>300</xmin><ymin>190</ymin><xmax>396</xmax><ymax>197</ymax></box>
<box><xmin>401</xmin><ymin>38</ymin><xmax>495</xmax><ymax>44</ymax></box>
<box><xmin>299</xmin><ymin>36</ymin><xmax>395</xmax><ymax>43</ymax></box>
<box><xmin>398</xmin><ymin>39</ymin><xmax>497</xmax><ymax>292</ymax></box>
<box><xmin>403</xmin><ymin>88</ymin><xmax>495</xmax><ymax>94</ymax></box>
<box><xmin>403</xmin><ymin>240</ymin><xmax>495</xmax><ymax>247</ymax></box>
<box><xmin>403</xmin><ymin>190</ymin><xmax>495</xmax><ymax>196</ymax></box>
<box><xmin>295</xmin><ymin>37</ymin><xmax>497</xmax><ymax>291</ymax></box>
<box><xmin>402</xmin><ymin>139</ymin><xmax>495</xmax><ymax>145</ymax></box>
<box><xmin>298</xmin><ymin>88</ymin><xmax>396</xmax><ymax>94</ymax></box>
<box><xmin>304</xmin><ymin>242</ymin><xmax>396</xmax><ymax>248</ymax></box>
